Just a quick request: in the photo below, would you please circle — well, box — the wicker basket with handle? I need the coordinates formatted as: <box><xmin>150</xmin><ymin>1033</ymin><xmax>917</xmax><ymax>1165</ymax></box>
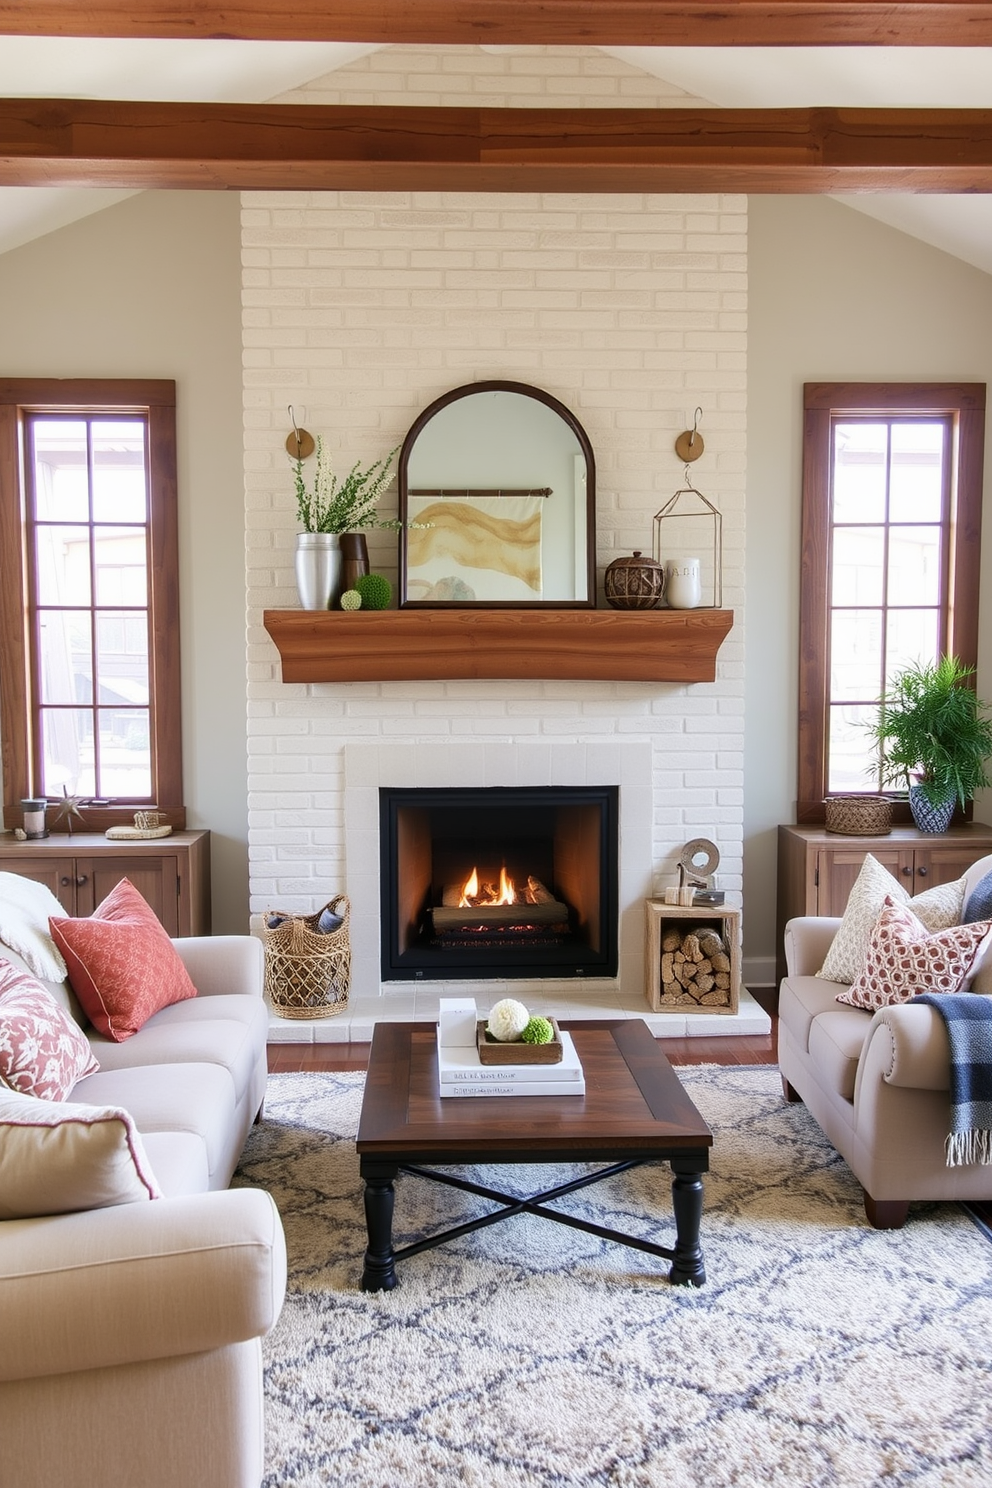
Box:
<box><xmin>824</xmin><ymin>795</ymin><xmax>893</xmax><ymax>836</ymax></box>
<box><xmin>262</xmin><ymin>895</ymin><xmax>351</xmax><ymax>1019</ymax></box>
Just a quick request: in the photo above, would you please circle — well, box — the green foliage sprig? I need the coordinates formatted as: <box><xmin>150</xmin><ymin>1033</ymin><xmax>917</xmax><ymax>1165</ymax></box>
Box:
<box><xmin>293</xmin><ymin>437</ymin><xmax>399</xmax><ymax>534</ymax></box>
<box><xmin>867</xmin><ymin>655</ymin><xmax>992</xmax><ymax>808</ymax></box>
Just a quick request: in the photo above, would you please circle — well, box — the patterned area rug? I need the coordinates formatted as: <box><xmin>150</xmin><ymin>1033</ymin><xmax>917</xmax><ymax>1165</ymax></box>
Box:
<box><xmin>236</xmin><ymin>1067</ymin><xmax>992</xmax><ymax>1488</ymax></box>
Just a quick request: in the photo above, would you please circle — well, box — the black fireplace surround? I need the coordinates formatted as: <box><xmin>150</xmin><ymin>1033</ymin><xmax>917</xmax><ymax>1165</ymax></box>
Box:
<box><xmin>379</xmin><ymin>785</ymin><xmax>619</xmax><ymax>981</ymax></box>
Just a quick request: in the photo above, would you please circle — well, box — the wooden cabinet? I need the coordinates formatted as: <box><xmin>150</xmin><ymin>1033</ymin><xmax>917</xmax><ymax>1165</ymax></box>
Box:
<box><xmin>776</xmin><ymin>823</ymin><xmax>992</xmax><ymax>983</ymax></box>
<box><xmin>0</xmin><ymin>831</ymin><xmax>211</xmax><ymax>937</ymax></box>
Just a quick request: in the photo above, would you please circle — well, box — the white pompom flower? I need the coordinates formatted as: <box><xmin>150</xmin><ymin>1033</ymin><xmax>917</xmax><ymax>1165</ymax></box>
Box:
<box><xmin>486</xmin><ymin>998</ymin><xmax>530</xmax><ymax>1042</ymax></box>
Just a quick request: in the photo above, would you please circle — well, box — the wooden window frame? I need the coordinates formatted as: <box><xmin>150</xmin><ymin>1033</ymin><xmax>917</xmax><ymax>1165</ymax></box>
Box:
<box><xmin>0</xmin><ymin>379</ymin><xmax>185</xmax><ymax>832</ymax></box>
<box><xmin>798</xmin><ymin>381</ymin><xmax>985</xmax><ymax>825</ymax></box>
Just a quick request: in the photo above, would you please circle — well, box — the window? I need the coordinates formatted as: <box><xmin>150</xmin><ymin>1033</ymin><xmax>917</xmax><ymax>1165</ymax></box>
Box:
<box><xmin>798</xmin><ymin>383</ymin><xmax>985</xmax><ymax>823</ymax></box>
<box><xmin>0</xmin><ymin>380</ymin><xmax>184</xmax><ymax>831</ymax></box>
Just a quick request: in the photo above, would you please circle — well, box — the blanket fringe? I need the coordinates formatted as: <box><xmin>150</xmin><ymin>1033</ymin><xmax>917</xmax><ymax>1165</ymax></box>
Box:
<box><xmin>945</xmin><ymin>1130</ymin><xmax>992</xmax><ymax>1167</ymax></box>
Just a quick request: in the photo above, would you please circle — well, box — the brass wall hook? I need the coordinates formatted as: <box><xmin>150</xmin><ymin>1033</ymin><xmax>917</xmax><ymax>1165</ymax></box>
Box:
<box><xmin>674</xmin><ymin>406</ymin><xmax>704</xmax><ymax>464</ymax></box>
<box><xmin>285</xmin><ymin>404</ymin><xmax>315</xmax><ymax>461</ymax></box>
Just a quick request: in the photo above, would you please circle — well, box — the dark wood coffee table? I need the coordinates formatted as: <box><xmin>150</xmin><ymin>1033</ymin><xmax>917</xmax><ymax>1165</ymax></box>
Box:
<box><xmin>356</xmin><ymin>1018</ymin><xmax>712</xmax><ymax>1291</ymax></box>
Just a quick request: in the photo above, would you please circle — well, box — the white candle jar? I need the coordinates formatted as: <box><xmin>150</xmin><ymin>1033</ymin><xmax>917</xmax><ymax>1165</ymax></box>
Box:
<box><xmin>665</xmin><ymin>558</ymin><xmax>702</xmax><ymax>609</ymax></box>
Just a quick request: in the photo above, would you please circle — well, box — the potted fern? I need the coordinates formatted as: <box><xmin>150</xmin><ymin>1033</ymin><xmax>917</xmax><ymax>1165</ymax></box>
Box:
<box><xmin>867</xmin><ymin>655</ymin><xmax>992</xmax><ymax>832</ymax></box>
<box><xmin>293</xmin><ymin>439</ymin><xmax>397</xmax><ymax>609</ymax></box>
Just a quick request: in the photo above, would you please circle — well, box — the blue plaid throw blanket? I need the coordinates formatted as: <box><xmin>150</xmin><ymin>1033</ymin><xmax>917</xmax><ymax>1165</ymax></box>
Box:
<box><xmin>912</xmin><ymin>994</ymin><xmax>992</xmax><ymax>1166</ymax></box>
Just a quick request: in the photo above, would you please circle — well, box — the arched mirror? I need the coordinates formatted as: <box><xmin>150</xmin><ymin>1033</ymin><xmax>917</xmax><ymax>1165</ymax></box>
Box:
<box><xmin>398</xmin><ymin>381</ymin><xmax>595</xmax><ymax>607</ymax></box>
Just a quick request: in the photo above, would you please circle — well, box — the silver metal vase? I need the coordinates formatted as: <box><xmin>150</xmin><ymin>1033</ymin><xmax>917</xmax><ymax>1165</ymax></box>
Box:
<box><xmin>295</xmin><ymin>532</ymin><xmax>342</xmax><ymax>610</ymax></box>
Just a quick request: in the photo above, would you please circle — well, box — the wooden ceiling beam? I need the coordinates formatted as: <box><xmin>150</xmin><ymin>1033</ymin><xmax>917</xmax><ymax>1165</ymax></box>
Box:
<box><xmin>1</xmin><ymin>101</ymin><xmax>991</xmax><ymax>192</ymax></box>
<box><xmin>2</xmin><ymin>1</ymin><xmax>992</xmax><ymax>48</ymax></box>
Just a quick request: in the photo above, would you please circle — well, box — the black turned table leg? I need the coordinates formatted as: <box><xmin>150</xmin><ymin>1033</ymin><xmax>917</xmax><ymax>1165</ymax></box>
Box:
<box><xmin>361</xmin><ymin>1164</ymin><xmax>398</xmax><ymax>1292</ymax></box>
<box><xmin>669</xmin><ymin>1167</ymin><xmax>706</xmax><ymax>1287</ymax></box>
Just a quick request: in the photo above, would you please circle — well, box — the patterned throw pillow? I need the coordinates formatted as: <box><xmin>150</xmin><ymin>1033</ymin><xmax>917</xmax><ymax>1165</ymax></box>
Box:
<box><xmin>49</xmin><ymin>878</ymin><xmax>197</xmax><ymax>1043</ymax></box>
<box><xmin>0</xmin><ymin>1087</ymin><xmax>160</xmax><ymax>1219</ymax></box>
<box><xmin>837</xmin><ymin>898</ymin><xmax>992</xmax><ymax>1012</ymax></box>
<box><xmin>817</xmin><ymin>854</ymin><xmax>968</xmax><ymax>984</ymax></box>
<box><xmin>0</xmin><ymin>959</ymin><xmax>99</xmax><ymax>1100</ymax></box>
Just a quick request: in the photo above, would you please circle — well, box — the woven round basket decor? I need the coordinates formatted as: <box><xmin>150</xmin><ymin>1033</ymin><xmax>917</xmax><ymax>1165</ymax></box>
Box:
<box><xmin>824</xmin><ymin>795</ymin><xmax>893</xmax><ymax>836</ymax></box>
<box><xmin>263</xmin><ymin>895</ymin><xmax>351</xmax><ymax>1019</ymax></box>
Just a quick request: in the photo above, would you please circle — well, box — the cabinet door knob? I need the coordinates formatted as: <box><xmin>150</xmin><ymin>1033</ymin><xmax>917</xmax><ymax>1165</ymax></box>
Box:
<box><xmin>60</xmin><ymin>876</ymin><xmax>71</xmax><ymax>887</ymax></box>
<box><xmin>75</xmin><ymin>874</ymin><xmax>88</xmax><ymax>886</ymax></box>
<box><xmin>918</xmin><ymin>866</ymin><xmax>928</xmax><ymax>877</ymax></box>
<box><xmin>901</xmin><ymin>866</ymin><xmax>913</xmax><ymax>876</ymax></box>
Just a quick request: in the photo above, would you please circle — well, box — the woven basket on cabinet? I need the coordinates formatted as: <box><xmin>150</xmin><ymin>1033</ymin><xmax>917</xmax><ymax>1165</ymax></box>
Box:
<box><xmin>823</xmin><ymin>795</ymin><xmax>893</xmax><ymax>836</ymax></box>
<box><xmin>262</xmin><ymin>895</ymin><xmax>351</xmax><ymax>1019</ymax></box>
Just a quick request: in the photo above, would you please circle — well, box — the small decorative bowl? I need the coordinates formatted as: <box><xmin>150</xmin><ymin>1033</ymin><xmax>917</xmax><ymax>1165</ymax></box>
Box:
<box><xmin>477</xmin><ymin>1019</ymin><xmax>563</xmax><ymax>1064</ymax></box>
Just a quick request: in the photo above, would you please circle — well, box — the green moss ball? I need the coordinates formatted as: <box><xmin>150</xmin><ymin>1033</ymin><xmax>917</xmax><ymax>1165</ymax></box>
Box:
<box><xmin>354</xmin><ymin>573</ymin><xmax>392</xmax><ymax>610</ymax></box>
<box><xmin>521</xmin><ymin>1016</ymin><xmax>554</xmax><ymax>1045</ymax></box>
<box><xmin>340</xmin><ymin>589</ymin><xmax>362</xmax><ymax>611</ymax></box>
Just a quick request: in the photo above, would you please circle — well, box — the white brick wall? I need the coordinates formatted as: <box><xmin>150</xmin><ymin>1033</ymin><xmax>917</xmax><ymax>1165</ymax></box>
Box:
<box><xmin>244</xmin><ymin>49</ymin><xmax>746</xmax><ymax>992</ymax></box>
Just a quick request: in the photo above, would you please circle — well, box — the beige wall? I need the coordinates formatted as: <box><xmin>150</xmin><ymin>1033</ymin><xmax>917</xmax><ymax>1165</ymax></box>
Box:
<box><xmin>745</xmin><ymin>194</ymin><xmax>992</xmax><ymax>983</ymax></box>
<box><xmin>0</xmin><ymin>190</ymin><xmax>249</xmax><ymax>932</ymax></box>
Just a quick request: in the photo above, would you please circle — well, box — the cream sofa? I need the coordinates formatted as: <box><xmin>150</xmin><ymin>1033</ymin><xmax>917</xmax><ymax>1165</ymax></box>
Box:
<box><xmin>779</xmin><ymin>851</ymin><xmax>992</xmax><ymax>1229</ymax></box>
<box><xmin>0</xmin><ymin>915</ymin><xmax>286</xmax><ymax>1488</ymax></box>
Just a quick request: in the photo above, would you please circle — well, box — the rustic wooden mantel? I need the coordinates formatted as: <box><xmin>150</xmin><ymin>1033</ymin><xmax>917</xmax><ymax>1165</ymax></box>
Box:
<box><xmin>263</xmin><ymin>608</ymin><xmax>734</xmax><ymax>684</ymax></box>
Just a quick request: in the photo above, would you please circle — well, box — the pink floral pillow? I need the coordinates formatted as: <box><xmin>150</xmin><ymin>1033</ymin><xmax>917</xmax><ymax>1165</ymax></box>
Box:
<box><xmin>0</xmin><ymin>959</ymin><xmax>99</xmax><ymax>1100</ymax></box>
<box><xmin>49</xmin><ymin>878</ymin><xmax>197</xmax><ymax>1043</ymax></box>
<box><xmin>838</xmin><ymin>897</ymin><xmax>992</xmax><ymax>1012</ymax></box>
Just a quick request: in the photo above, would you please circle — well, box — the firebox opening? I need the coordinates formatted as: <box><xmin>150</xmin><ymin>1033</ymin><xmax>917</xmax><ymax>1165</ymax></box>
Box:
<box><xmin>380</xmin><ymin>786</ymin><xmax>619</xmax><ymax>981</ymax></box>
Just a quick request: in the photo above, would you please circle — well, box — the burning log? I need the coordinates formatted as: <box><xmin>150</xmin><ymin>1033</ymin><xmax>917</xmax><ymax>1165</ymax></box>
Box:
<box><xmin>658</xmin><ymin>926</ymin><xmax>733</xmax><ymax>1008</ymax></box>
<box><xmin>432</xmin><ymin>901</ymin><xmax>569</xmax><ymax>933</ymax></box>
<box><xmin>434</xmin><ymin>868</ymin><xmax>569</xmax><ymax>935</ymax></box>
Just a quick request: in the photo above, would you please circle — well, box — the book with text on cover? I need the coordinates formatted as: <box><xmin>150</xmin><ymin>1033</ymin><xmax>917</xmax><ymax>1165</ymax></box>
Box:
<box><xmin>438</xmin><ymin>1029</ymin><xmax>584</xmax><ymax>1096</ymax></box>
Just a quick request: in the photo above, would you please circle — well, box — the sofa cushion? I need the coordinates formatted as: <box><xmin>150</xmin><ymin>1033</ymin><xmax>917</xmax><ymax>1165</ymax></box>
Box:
<box><xmin>817</xmin><ymin>854</ymin><xmax>967</xmax><ymax>984</ymax></box>
<box><xmin>0</xmin><ymin>960</ymin><xmax>99</xmax><ymax>1100</ymax></box>
<box><xmin>71</xmin><ymin>1061</ymin><xmax>237</xmax><ymax>1184</ymax></box>
<box><xmin>780</xmin><ymin>973</ymin><xmax>864</xmax><ymax>1054</ymax></box>
<box><xmin>50</xmin><ymin>878</ymin><xmax>197</xmax><ymax>1042</ymax></box>
<box><xmin>0</xmin><ymin>1088</ymin><xmax>161</xmax><ymax>1219</ymax></box>
<box><xmin>838</xmin><ymin>897</ymin><xmax>992</xmax><ymax>1012</ymax></box>
<box><xmin>139</xmin><ymin>1130</ymin><xmax>212</xmax><ymax>1198</ymax></box>
<box><xmin>87</xmin><ymin>1004</ymin><xmax>264</xmax><ymax>1101</ymax></box>
<box><xmin>808</xmin><ymin>1008</ymin><xmax>874</xmax><ymax>1101</ymax></box>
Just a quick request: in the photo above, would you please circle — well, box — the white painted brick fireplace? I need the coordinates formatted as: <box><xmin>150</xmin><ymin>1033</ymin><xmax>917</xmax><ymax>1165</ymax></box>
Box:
<box><xmin>242</xmin><ymin>49</ymin><xmax>759</xmax><ymax>1039</ymax></box>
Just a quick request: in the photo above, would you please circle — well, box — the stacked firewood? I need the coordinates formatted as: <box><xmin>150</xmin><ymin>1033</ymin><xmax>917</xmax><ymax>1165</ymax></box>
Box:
<box><xmin>659</xmin><ymin>926</ymin><xmax>733</xmax><ymax>1007</ymax></box>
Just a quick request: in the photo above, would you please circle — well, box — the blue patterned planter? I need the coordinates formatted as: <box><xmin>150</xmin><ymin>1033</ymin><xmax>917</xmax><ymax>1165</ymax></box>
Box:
<box><xmin>909</xmin><ymin>784</ymin><xmax>956</xmax><ymax>833</ymax></box>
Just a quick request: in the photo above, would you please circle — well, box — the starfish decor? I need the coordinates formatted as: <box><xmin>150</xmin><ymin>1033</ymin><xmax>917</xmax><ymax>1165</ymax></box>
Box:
<box><xmin>52</xmin><ymin>787</ymin><xmax>86</xmax><ymax>837</ymax></box>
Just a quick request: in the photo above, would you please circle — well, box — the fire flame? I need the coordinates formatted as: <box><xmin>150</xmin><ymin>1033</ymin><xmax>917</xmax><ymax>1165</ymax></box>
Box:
<box><xmin>458</xmin><ymin>865</ymin><xmax>517</xmax><ymax>908</ymax></box>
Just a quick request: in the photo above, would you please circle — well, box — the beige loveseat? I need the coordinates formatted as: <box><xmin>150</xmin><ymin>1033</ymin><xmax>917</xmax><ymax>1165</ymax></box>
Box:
<box><xmin>0</xmin><ymin>893</ymin><xmax>286</xmax><ymax>1488</ymax></box>
<box><xmin>779</xmin><ymin>851</ymin><xmax>992</xmax><ymax>1229</ymax></box>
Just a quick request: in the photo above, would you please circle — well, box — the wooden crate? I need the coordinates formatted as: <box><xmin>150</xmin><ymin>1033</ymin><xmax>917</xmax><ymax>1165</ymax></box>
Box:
<box><xmin>645</xmin><ymin>901</ymin><xmax>741</xmax><ymax>1015</ymax></box>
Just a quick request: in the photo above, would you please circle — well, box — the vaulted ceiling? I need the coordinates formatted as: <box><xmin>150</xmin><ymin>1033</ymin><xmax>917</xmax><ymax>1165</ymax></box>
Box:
<box><xmin>1</xmin><ymin>3</ymin><xmax>991</xmax><ymax>273</ymax></box>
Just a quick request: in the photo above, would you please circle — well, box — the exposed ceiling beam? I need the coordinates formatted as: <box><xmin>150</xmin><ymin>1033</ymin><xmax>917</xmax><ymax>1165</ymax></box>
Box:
<box><xmin>2</xmin><ymin>2</ymin><xmax>992</xmax><ymax>48</ymax></box>
<box><xmin>1</xmin><ymin>101</ymin><xmax>991</xmax><ymax>192</ymax></box>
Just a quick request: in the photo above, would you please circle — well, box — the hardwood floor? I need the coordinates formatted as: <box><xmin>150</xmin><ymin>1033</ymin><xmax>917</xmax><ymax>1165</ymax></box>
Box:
<box><xmin>267</xmin><ymin>987</ymin><xmax>780</xmax><ymax>1074</ymax></box>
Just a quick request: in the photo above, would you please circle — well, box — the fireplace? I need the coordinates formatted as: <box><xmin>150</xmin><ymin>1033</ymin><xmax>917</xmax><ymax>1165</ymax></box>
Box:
<box><xmin>379</xmin><ymin>785</ymin><xmax>619</xmax><ymax>981</ymax></box>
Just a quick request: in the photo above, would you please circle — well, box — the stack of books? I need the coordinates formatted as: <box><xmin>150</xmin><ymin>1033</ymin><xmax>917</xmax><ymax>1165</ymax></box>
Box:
<box><xmin>437</xmin><ymin>1030</ymin><xmax>585</xmax><ymax>1098</ymax></box>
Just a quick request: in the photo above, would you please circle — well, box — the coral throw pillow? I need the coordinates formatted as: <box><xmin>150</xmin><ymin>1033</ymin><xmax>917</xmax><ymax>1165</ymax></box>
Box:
<box><xmin>838</xmin><ymin>897</ymin><xmax>992</xmax><ymax>1012</ymax></box>
<box><xmin>49</xmin><ymin>878</ymin><xmax>197</xmax><ymax>1042</ymax></box>
<box><xmin>0</xmin><ymin>959</ymin><xmax>99</xmax><ymax>1100</ymax></box>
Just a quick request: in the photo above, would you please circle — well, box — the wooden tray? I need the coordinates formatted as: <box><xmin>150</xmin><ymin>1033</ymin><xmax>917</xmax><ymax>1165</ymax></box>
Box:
<box><xmin>477</xmin><ymin>1018</ymin><xmax>563</xmax><ymax>1065</ymax></box>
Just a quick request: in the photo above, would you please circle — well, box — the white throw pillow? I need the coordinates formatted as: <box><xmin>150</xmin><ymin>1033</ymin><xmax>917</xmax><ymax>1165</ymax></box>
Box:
<box><xmin>817</xmin><ymin>854</ymin><xmax>968</xmax><ymax>984</ymax></box>
<box><xmin>0</xmin><ymin>1088</ymin><xmax>161</xmax><ymax>1219</ymax></box>
<box><xmin>0</xmin><ymin>872</ymin><xmax>69</xmax><ymax>981</ymax></box>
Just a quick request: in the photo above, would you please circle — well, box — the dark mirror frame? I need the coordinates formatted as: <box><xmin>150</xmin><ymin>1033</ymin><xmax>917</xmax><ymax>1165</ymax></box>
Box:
<box><xmin>397</xmin><ymin>379</ymin><xmax>596</xmax><ymax>608</ymax></box>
